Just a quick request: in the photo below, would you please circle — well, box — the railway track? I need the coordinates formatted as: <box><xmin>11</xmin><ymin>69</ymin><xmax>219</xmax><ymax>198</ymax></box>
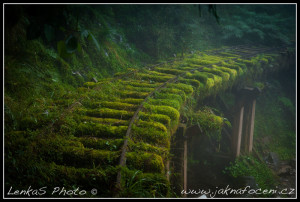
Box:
<box><xmin>15</xmin><ymin>45</ymin><xmax>289</xmax><ymax>197</ymax></box>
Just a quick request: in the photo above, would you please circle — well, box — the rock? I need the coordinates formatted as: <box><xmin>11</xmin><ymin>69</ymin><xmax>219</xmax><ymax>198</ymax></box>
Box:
<box><xmin>276</xmin><ymin>165</ymin><xmax>292</xmax><ymax>176</ymax></box>
<box><xmin>265</xmin><ymin>152</ymin><xmax>279</xmax><ymax>169</ymax></box>
<box><xmin>242</xmin><ymin>176</ymin><xmax>258</xmax><ymax>189</ymax></box>
<box><xmin>92</xmin><ymin>77</ymin><xmax>98</xmax><ymax>83</ymax></box>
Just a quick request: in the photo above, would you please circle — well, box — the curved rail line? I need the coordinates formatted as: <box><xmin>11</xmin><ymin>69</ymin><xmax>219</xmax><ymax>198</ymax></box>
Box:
<box><xmin>114</xmin><ymin>45</ymin><xmax>285</xmax><ymax>191</ymax></box>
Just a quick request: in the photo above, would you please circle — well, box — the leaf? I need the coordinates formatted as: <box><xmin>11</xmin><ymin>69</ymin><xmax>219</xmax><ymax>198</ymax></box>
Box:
<box><xmin>57</xmin><ymin>40</ymin><xmax>71</xmax><ymax>58</ymax></box>
<box><xmin>88</xmin><ymin>32</ymin><xmax>101</xmax><ymax>52</ymax></box>
<box><xmin>65</xmin><ymin>35</ymin><xmax>78</xmax><ymax>53</ymax></box>
<box><xmin>44</xmin><ymin>24</ymin><xmax>55</xmax><ymax>42</ymax></box>
<box><xmin>81</xmin><ymin>30</ymin><xmax>89</xmax><ymax>39</ymax></box>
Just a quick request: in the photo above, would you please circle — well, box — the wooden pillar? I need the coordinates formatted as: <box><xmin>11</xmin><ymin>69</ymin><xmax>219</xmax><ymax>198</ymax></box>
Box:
<box><xmin>183</xmin><ymin>138</ymin><xmax>187</xmax><ymax>198</ymax></box>
<box><xmin>232</xmin><ymin>106</ymin><xmax>244</xmax><ymax>157</ymax></box>
<box><xmin>243</xmin><ymin>98</ymin><xmax>257</xmax><ymax>154</ymax></box>
<box><xmin>247</xmin><ymin>99</ymin><xmax>256</xmax><ymax>153</ymax></box>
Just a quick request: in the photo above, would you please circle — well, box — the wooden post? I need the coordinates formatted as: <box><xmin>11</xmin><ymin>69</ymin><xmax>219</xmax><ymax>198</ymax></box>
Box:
<box><xmin>183</xmin><ymin>138</ymin><xmax>187</xmax><ymax>198</ymax></box>
<box><xmin>248</xmin><ymin>99</ymin><xmax>256</xmax><ymax>153</ymax></box>
<box><xmin>232</xmin><ymin>105</ymin><xmax>244</xmax><ymax>158</ymax></box>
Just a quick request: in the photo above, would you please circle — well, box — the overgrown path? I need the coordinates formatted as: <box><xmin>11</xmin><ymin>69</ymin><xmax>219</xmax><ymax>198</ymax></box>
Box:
<box><xmin>6</xmin><ymin>45</ymin><xmax>291</xmax><ymax>197</ymax></box>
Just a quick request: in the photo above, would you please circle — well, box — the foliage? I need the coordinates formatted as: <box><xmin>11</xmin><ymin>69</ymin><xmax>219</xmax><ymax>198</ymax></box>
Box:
<box><xmin>224</xmin><ymin>155</ymin><xmax>279</xmax><ymax>195</ymax></box>
<box><xmin>4</xmin><ymin>4</ymin><xmax>294</xmax><ymax>198</ymax></box>
<box><xmin>219</xmin><ymin>5</ymin><xmax>296</xmax><ymax>46</ymax></box>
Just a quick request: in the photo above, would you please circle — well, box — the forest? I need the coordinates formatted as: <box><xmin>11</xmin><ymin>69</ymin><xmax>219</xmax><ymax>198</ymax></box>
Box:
<box><xmin>4</xmin><ymin>4</ymin><xmax>296</xmax><ymax>198</ymax></box>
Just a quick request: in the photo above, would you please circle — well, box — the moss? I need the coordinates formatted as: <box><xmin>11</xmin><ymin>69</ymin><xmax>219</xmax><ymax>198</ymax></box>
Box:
<box><xmin>187</xmin><ymin>107</ymin><xmax>224</xmax><ymax>138</ymax></box>
<box><xmin>126</xmin><ymin>152</ymin><xmax>165</xmax><ymax>173</ymax></box>
<box><xmin>139</xmin><ymin>112</ymin><xmax>171</xmax><ymax>128</ymax></box>
<box><xmin>85</xmin><ymin>101</ymin><xmax>137</xmax><ymax>111</ymax></box>
<box><xmin>221</xmin><ymin>61</ymin><xmax>244</xmax><ymax>76</ymax></box>
<box><xmin>204</xmin><ymin>66</ymin><xmax>230</xmax><ymax>82</ymax></box>
<box><xmin>128</xmin><ymin>139</ymin><xmax>169</xmax><ymax>157</ymax></box>
<box><xmin>178</xmin><ymin>78</ymin><xmax>201</xmax><ymax>89</ymax></box>
<box><xmin>144</xmin><ymin>103</ymin><xmax>180</xmax><ymax>123</ymax></box>
<box><xmin>202</xmin><ymin>72</ymin><xmax>223</xmax><ymax>88</ymax></box>
<box><xmin>153</xmin><ymin>67</ymin><xmax>185</xmax><ymax>75</ymax></box>
<box><xmin>236</xmin><ymin>58</ymin><xmax>255</xmax><ymax>67</ymax></box>
<box><xmin>78</xmin><ymin>108</ymin><xmax>133</xmax><ymax>120</ymax></box>
<box><xmin>121</xmin><ymin>81</ymin><xmax>162</xmax><ymax>88</ymax></box>
<box><xmin>75</xmin><ymin>122</ymin><xmax>128</xmax><ymax>138</ymax></box>
<box><xmin>37</xmin><ymin>137</ymin><xmax>120</xmax><ymax>168</ymax></box>
<box><xmin>160</xmin><ymin>88</ymin><xmax>186</xmax><ymax>103</ymax></box>
<box><xmin>81</xmin><ymin>116</ymin><xmax>129</xmax><ymax>126</ymax></box>
<box><xmin>132</xmin><ymin>125</ymin><xmax>170</xmax><ymax>148</ymax></box>
<box><xmin>214</xmin><ymin>65</ymin><xmax>237</xmax><ymax>80</ymax></box>
<box><xmin>148</xmin><ymin>98</ymin><xmax>181</xmax><ymax>111</ymax></box>
<box><xmin>134</xmin><ymin>119</ymin><xmax>168</xmax><ymax>133</ymax></box>
<box><xmin>136</xmin><ymin>73</ymin><xmax>173</xmax><ymax>83</ymax></box>
<box><xmin>78</xmin><ymin>137</ymin><xmax>124</xmax><ymax>151</ymax></box>
<box><xmin>60</xmin><ymin>146</ymin><xmax>120</xmax><ymax>168</ymax></box>
<box><xmin>218</xmin><ymin>51</ymin><xmax>239</xmax><ymax>57</ymax></box>
<box><xmin>166</xmin><ymin>83</ymin><xmax>194</xmax><ymax>96</ymax></box>
<box><xmin>206</xmin><ymin>78</ymin><xmax>215</xmax><ymax>89</ymax></box>
<box><xmin>83</xmin><ymin>82</ymin><xmax>98</xmax><ymax>88</ymax></box>
<box><xmin>153</xmin><ymin>92</ymin><xmax>184</xmax><ymax>106</ymax></box>
<box><xmin>185</xmin><ymin>71</ymin><xmax>209</xmax><ymax>83</ymax></box>
<box><xmin>123</xmin><ymin>85</ymin><xmax>154</xmax><ymax>93</ymax></box>
<box><xmin>119</xmin><ymin>98</ymin><xmax>144</xmax><ymax>105</ymax></box>
<box><xmin>119</xmin><ymin>90</ymin><xmax>149</xmax><ymax>99</ymax></box>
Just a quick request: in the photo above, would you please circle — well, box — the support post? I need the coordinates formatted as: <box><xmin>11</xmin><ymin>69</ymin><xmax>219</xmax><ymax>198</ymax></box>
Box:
<box><xmin>232</xmin><ymin>106</ymin><xmax>244</xmax><ymax>158</ymax></box>
<box><xmin>247</xmin><ymin>99</ymin><xmax>256</xmax><ymax>153</ymax></box>
<box><xmin>183</xmin><ymin>138</ymin><xmax>187</xmax><ymax>198</ymax></box>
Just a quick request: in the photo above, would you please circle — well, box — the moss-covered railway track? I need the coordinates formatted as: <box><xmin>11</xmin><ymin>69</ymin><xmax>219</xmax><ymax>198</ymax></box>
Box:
<box><xmin>5</xmin><ymin>45</ymin><xmax>292</xmax><ymax>198</ymax></box>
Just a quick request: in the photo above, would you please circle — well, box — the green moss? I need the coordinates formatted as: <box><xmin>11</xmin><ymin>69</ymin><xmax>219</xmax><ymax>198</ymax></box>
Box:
<box><xmin>144</xmin><ymin>103</ymin><xmax>180</xmax><ymax>122</ymax></box>
<box><xmin>148</xmin><ymin>98</ymin><xmax>181</xmax><ymax>111</ymax></box>
<box><xmin>134</xmin><ymin>119</ymin><xmax>168</xmax><ymax>133</ymax></box>
<box><xmin>236</xmin><ymin>58</ymin><xmax>255</xmax><ymax>67</ymax></box>
<box><xmin>153</xmin><ymin>67</ymin><xmax>185</xmax><ymax>75</ymax></box>
<box><xmin>78</xmin><ymin>108</ymin><xmax>133</xmax><ymax>120</ymax></box>
<box><xmin>166</xmin><ymin>83</ymin><xmax>194</xmax><ymax>96</ymax></box>
<box><xmin>132</xmin><ymin>125</ymin><xmax>169</xmax><ymax>148</ymax></box>
<box><xmin>119</xmin><ymin>90</ymin><xmax>150</xmax><ymax>99</ymax></box>
<box><xmin>153</xmin><ymin>92</ymin><xmax>184</xmax><ymax>105</ymax></box>
<box><xmin>128</xmin><ymin>139</ymin><xmax>169</xmax><ymax>157</ymax></box>
<box><xmin>218</xmin><ymin>51</ymin><xmax>239</xmax><ymax>57</ymax></box>
<box><xmin>83</xmin><ymin>82</ymin><xmax>98</xmax><ymax>88</ymax></box>
<box><xmin>221</xmin><ymin>61</ymin><xmax>244</xmax><ymax>76</ymax></box>
<box><xmin>75</xmin><ymin>122</ymin><xmax>128</xmax><ymax>138</ymax></box>
<box><xmin>206</xmin><ymin>78</ymin><xmax>215</xmax><ymax>89</ymax></box>
<box><xmin>123</xmin><ymin>85</ymin><xmax>154</xmax><ymax>93</ymax></box>
<box><xmin>139</xmin><ymin>112</ymin><xmax>171</xmax><ymax>128</ymax></box>
<box><xmin>178</xmin><ymin>78</ymin><xmax>201</xmax><ymax>89</ymax></box>
<box><xmin>160</xmin><ymin>88</ymin><xmax>186</xmax><ymax>103</ymax></box>
<box><xmin>136</xmin><ymin>72</ymin><xmax>173</xmax><ymax>83</ymax></box>
<box><xmin>204</xmin><ymin>66</ymin><xmax>230</xmax><ymax>82</ymax></box>
<box><xmin>121</xmin><ymin>81</ymin><xmax>162</xmax><ymax>88</ymax></box>
<box><xmin>78</xmin><ymin>137</ymin><xmax>124</xmax><ymax>151</ymax></box>
<box><xmin>214</xmin><ymin>65</ymin><xmax>237</xmax><ymax>80</ymax></box>
<box><xmin>119</xmin><ymin>98</ymin><xmax>144</xmax><ymax>105</ymax></box>
<box><xmin>187</xmin><ymin>107</ymin><xmax>225</xmax><ymax>141</ymax></box>
<box><xmin>85</xmin><ymin>101</ymin><xmax>137</xmax><ymax>111</ymax></box>
<box><xmin>126</xmin><ymin>152</ymin><xmax>165</xmax><ymax>173</ymax></box>
<box><xmin>185</xmin><ymin>71</ymin><xmax>209</xmax><ymax>83</ymax></box>
<box><xmin>81</xmin><ymin>116</ymin><xmax>129</xmax><ymax>126</ymax></box>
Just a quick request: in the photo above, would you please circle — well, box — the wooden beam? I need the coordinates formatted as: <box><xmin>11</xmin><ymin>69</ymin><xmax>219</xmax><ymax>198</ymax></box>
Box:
<box><xmin>183</xmin><ymin>138</ymin><xmax>187</xmax><ymax>198</ymax></box>
<box><xmin>248</xmin><ymin>99</ymin><xmax>256</xmax><ymax>153</ymax></box>
<box><xmin>233</xmin><ymin>106</ymin><xmax>244</xmax><ymax>157</ymax></box>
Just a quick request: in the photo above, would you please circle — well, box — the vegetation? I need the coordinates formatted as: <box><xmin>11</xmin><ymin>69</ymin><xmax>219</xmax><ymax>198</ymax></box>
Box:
<box><xmin>4</xmin><ymin>4</ymin><xmax>295</xmax><ymax>198</ymax></box>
